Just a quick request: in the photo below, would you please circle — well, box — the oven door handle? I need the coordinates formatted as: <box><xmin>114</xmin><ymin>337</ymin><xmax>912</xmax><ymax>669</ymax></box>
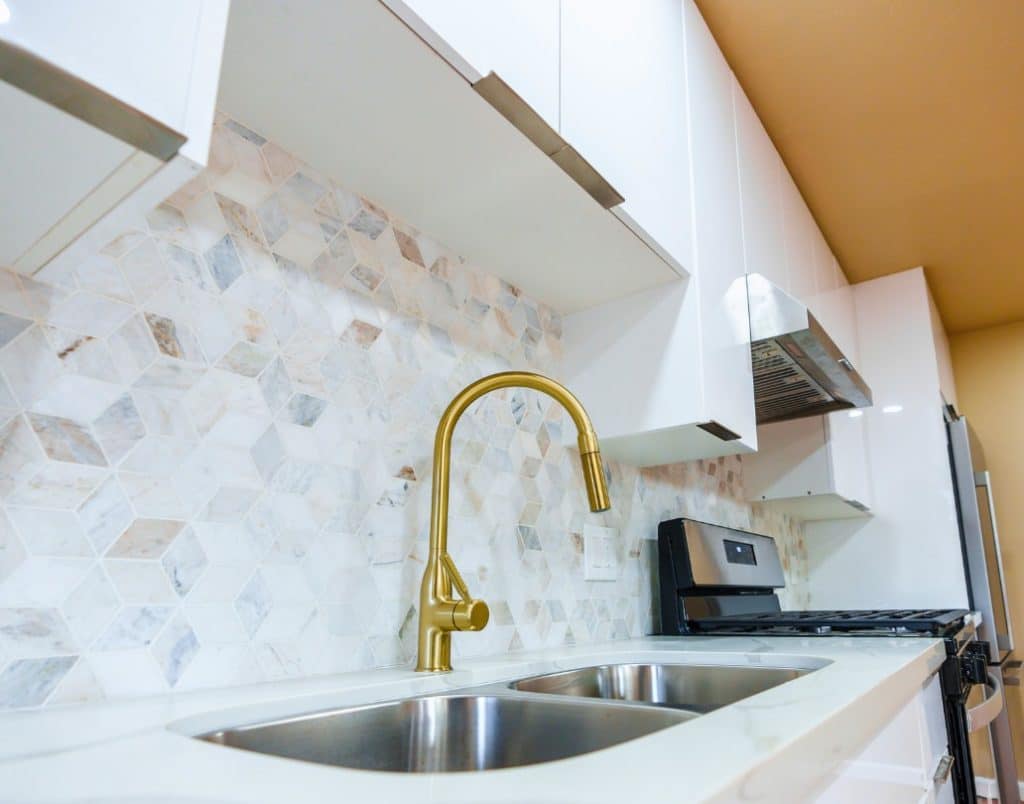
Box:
<box><xmin>967</xmin><ymin>673</ymin><xmax>1004</xmax><ymax>732</ymax></box>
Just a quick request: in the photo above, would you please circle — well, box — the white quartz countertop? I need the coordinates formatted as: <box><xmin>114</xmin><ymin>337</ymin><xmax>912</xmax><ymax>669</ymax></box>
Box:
<box><xmin>0</xmin><ymin>635</ymin><xmax>947</xmax><ymax>803</ymax></box>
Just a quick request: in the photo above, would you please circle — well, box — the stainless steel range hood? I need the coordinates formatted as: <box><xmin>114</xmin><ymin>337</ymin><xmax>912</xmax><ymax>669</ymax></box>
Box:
<box><xmin>747</xmin><ymin>273</ymin><xmax>872</xmax><ymax>424</ymax></box>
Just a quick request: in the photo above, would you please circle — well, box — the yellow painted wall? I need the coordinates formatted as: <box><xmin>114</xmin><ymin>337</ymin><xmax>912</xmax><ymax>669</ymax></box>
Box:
<box><xmin>950</xmin><ymin>321</ymin><xmax>1024</xmax><ymax>779</ymax></box>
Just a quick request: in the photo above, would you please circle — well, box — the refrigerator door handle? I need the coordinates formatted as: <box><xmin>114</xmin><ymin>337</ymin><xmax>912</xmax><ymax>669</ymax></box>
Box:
<box><xmin>975</xmin><ymin>470</ymin><xmax>1015</xmax><ymax>653</ymax></box>
<box><xmin>967</xmin><ymin>673</ymin><xmax>1005</xmax><ymax>732</ymax></box>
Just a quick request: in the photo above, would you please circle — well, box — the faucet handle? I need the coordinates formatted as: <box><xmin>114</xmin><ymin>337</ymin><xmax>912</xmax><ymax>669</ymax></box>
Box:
<box><xmin>441</xmin><ymin>553</ymin><xmax>490</xmax><ymax>631</ymax></box>
<box><xmin>452</xmin><ymin>598</ymin><xmax>489</xmax><ymax>631</ymax></box>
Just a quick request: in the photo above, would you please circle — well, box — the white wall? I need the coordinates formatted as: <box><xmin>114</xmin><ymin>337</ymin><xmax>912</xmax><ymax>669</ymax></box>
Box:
<box><xmin>804</xmin><ymin>268</ymin><xmax>968</xmax><ymax>609</ymax></box>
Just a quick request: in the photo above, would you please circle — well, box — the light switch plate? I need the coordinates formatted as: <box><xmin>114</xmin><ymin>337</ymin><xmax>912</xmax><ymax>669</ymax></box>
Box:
<box><xmin>583</xmin><ymin>523</ymin><xmax>618</xmax><ymax>581</ymax></box>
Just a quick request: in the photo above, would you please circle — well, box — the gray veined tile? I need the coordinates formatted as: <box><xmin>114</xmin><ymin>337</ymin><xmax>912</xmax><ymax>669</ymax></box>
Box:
<box><xmin>92</xmin><ymin>393</ymin><xmax>145</xmax><ymax>465</ymax></box>
<box><xmin>26</xmin><ymin>412</ymin><xmax>107</xmax><ymax>466</ymax></box>
<box><xmin>151</xmin><ymin>612</ymin><xmax>199</xmax><ymax>687</ymax></box>
<box><xmin>106</xmin><ymin>518</ymin><xmax>184</xmax><ymax>559</ymax></box>
<box><xmin>224</xmin><ymin>118</ymin><xmax>267</xmax><ymax>146</ymax></box>
<box><xmin>93</xmin><ymin>606</ymin><xmax>173</xmax><ymax>651</ymax></box>
<box><xmin>44</xmin><ymin>656</ymin><xmax>104</xmax><ymax>706</ymax></box>
<box><xmin>282</xmin><ymin>171</ymin><xmax>328</xmax><ymax>206</ymax></box>
<box><xmin>161</xmin><ymin>242</ymin><xmax>216</xmax><ymax>293</ymax></box>
<box><xmin>161</xmin><ymin>525</ymin><xmax>207</xmax><ymax>597</ymax></box>
<box><xmin>0</xmin><ymin>312</ymin><xmax>31</xmax><ymax>349</ymax></box>
<box><xmin>0</xmin><ymin>656</ymin><xmax>77</xmax><ymax>709</ymax></box>
<box><xmin>257</xmin><ymin>357</ymin><xmax>293</xmax><ymax>414</ymax></box>
<box><xmin>77</xmin><ymin>476</ymin><xmax>135</xmax><ymax>554</ymax></box>
<box><xmin>204</xmin><ymin>234</ymin><xmax>245</xmax><ymax>292</ymax></box>
<box><xmin>0</xmin><ymin>607</ymin><xmax>77</xmax><ymax>657</ymax></box>
<box><xmin>348</xmin><ymin>208</ymin><xmax>388</xmax><ymax>241</ymax></box>
<box><xmin>217</xmin><ymin>340</ymin><xmax>273</xmax><ymax>378</ymax></box>
<box><xmin>285</xmin><ymin>393</ymin><xmax>327</xmax><ymax>427</ymax></box>
<box><xmin>235</xmin><ymin>571</ymin><xmax>272</xmax><ymax>636</ymax></box>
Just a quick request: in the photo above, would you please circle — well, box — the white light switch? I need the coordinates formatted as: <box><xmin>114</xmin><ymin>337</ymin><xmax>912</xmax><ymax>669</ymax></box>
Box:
<box><xmin>583</xmin><ymin>524</ymin><xmax>618</xmax><ymax>581</ymax></box>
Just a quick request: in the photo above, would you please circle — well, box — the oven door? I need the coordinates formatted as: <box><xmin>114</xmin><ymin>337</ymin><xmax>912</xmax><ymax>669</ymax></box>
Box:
<box><xmin>940</xmin><ymin>636</ymin><xmax>1014</xmax><ymax>803</ymax></box>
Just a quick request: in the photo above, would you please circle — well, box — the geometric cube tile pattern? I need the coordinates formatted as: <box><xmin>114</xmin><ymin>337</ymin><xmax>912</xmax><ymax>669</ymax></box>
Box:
<box><xmin>0</xmin><ymin>114</ymin><xmax>809</xmax><ymax>710</ymax></box>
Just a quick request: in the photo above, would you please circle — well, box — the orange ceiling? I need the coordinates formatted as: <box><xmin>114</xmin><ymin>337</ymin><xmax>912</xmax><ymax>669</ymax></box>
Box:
<box><xmin>696</xmin><ymin>0</ymin><xmax>1024</xmax><ymax>334</ymax></box>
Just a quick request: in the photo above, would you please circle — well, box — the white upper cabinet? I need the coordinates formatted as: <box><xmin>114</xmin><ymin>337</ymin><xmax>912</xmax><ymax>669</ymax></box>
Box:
<box><xmin>560</xmin><ymin>0</ymin><xmax>756</xmax><ymax>466</ymax></box>
<box><xmin>560</xmin><ymin>0</ymin><xmax>692</xmax><ymax>269</ymax></box>
<box><xmin>394</xmin><ymin>0</ymin><xmax>560</xmax><ymax>129</ymax></box>
<box><xmin>733</xmin><ymin>77</ymin><xmax>787</xmax><ymax>292</ymax></box>
<box><xmin>745</xmin><ymin>412</ymin><xmax>872</xmax><ymax>520</ymax></box>
<box><xmin>681</xmin><ymin>0</ymin><xmax>755</xmax><ymax>448</ymax></box>
<box><xmin>780</xmin><ymin>166</ymin><xmax>819</xmax><ymax>304</ymax></box>
<box><xmin>0</xmin><ymin>0</ymin><xmax>228</xmax><ymax>275</ymax></box>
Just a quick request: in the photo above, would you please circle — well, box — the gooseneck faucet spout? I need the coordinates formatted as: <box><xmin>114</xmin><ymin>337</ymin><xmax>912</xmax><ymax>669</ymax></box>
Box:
<box><xmin>416</xmin><ymin>371</ymin><xmax>611</xmax><ymax>672</ymax></box>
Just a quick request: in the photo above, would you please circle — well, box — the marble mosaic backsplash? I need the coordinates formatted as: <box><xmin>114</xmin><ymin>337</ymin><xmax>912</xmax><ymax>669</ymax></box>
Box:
<box><xmin>0</xmin><ymin>115</ymin><xmax>808</xmax><ymax>709</ymax></box>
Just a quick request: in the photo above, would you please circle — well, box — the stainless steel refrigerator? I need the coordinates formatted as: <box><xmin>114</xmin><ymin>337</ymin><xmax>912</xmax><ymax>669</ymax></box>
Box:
<box><xmin>947</xmin><ymin>408</ymin><xmax>1019</xmax><ymax>800</ymax></box>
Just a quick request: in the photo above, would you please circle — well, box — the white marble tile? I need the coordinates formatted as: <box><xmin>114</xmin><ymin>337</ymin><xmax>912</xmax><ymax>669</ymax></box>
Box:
<box><xmin>0</xmin><ymin>415</ymin><xmax>46</xmax><ymax>499</ymax></box>
<box><xmin>93</xmin><ymin>606</ymin><xmax>173</xmax><ymax>651</ymax></box>
<box><xmin>0</xmin><ymin>607</ymin><xmax>77</xmax><ymax>658</ymax></box>
<box><xmin>0</xmin><ymin>557</ymin><xmax>93</xmax><ymax>608</ymax></box>
<box><xmin>6</xmin><ymin>507</ymin><xmax>92</xmax><ymax>557</ymax></box>
<box><xmin>103</xmin><ymin>559</ymin><xmax>177</xmax><ymax>606</ymax></box>
<box><xmin>0</xmin><ymin>326</ymin><xmax>65</xmax><ymax>407</ymax></box>
<box><xmin>0</xmin><ymin>116</ymin><xmax>809</xmax><ymax>711</ymax></box>
<box><xmin>7</xmin><ymin>463</ymin><xmax>106</xmax><ymax>509</ymax></box>
<box><xmin>48</xmin><ymin>292</ymin><xmax>134</xmax><ymax>338</ymax></box>
<box><xmin>0</xmin><ymin>655</ymin><xmax>76</xmax><ymax>709</ymax></box>
<box><xmin>76</xmin><ymin>477</ymin><xmax>134</xmax><ymax>555</ymax></box>
<box><xmin>61</xmin><ymin>565</ymin><xmax>119</xmax><ymax>645</ymax></box>
<box><xmin>30</xmin><ymin>374</ymin><xmax>126</xmax><ymax>423</ymax></box>
<box><xmin>150</xmin><ymin>611</ymin><xmax>199</xmax><ymax>686</ymax></box>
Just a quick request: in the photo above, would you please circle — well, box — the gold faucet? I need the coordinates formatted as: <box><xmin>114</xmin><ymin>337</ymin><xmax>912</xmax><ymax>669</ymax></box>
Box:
<box><xmin>415</xmin><ymin>371</ymin><xmax>611</xmax><ymax>672</ymax></box>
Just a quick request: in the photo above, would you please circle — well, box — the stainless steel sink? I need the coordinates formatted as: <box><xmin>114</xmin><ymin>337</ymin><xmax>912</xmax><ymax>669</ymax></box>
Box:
<box><xmin>197</xmin><ymin>694</ymin><xmax>693</xmax><ymax>772</ymax></box>
<box><xmin>510</xmin><ymin>662</ymin><xmax>811</xmax><ymax>713</ymax></box>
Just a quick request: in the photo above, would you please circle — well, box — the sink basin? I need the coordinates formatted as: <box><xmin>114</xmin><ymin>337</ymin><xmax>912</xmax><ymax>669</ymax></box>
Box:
<box><xmin>197</xmin><ymin>694</ymin><xmax>693</xmax><ymax>772</ymax></box>
<box><xmin>511</xmin><ymin>663</ymin><xmax>811</xmax><ymax>713</ymax></box>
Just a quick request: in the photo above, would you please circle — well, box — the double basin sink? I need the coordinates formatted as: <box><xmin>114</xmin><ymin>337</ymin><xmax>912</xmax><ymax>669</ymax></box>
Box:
<box><xmin>194</xmin><ymin>662</ymin><xmax>815</xmax><ymax>773</ymax></box>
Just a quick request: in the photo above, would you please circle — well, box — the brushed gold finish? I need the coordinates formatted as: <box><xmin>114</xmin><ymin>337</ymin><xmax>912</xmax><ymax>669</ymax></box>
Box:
<box><xmin>416</xmin><ymin>371</ymin><xmax>610</xmax><ymax>672</ymax></box>
<box><xmin>473</xmin><ymin>72</ymin><xmax>625</xmax><ymax>210</ymax></box>
<box><xmin>0</xmin><ymin>39</ymin><xmax>186</xmax><ymax>161</ymax></box>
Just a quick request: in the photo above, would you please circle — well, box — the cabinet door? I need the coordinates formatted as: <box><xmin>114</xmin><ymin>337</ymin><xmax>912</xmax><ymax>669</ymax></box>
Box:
<box><xmin>1</xmin><ymin>0</ymin><xmax>210</xmax><ymax>135</ymax></box>
<box><xmin>780</xmin><ymin>164</ymin><xmax>818</xmax><ymax>304</ymax></box>
<box><xmin>683</xmin><ymin>0</ymin><xmax>754</xmax><ymax>444</ymax></box>
<box><xmin>733</xmin><ymin>76</ymin><xmax>787</xmax><ymax>291</ymax></box>
<box><xmin>399</xmin><ymin>0</ymin><xmax>560</xmax><ymax>130</ymax></box>
<box><xmin>560</xmin><ymin>0</ymin><xmax>693</xmax><ymax>269</ymax></box>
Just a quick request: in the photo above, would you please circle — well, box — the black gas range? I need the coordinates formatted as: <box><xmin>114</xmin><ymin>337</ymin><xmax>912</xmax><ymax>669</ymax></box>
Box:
<box><xmin>656</xmin><ymin>518</ymin><xmax>990</xmax><ymax>803</ymax></box>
